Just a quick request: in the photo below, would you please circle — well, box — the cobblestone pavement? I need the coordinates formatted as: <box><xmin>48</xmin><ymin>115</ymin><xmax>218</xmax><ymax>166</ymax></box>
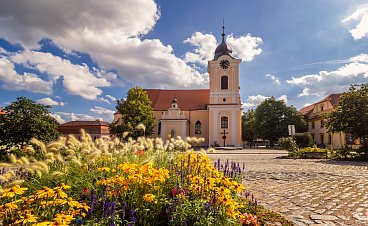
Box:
<box><xmin>208</xmin><ymin>149</ymin><xmax>368</xmax><ymax>226</ymax></box>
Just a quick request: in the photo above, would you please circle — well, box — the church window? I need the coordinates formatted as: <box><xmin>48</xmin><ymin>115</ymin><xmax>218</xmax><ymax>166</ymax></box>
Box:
<box><xmin>220</xmin><ymin>116</ymin><xmax>228</xmax><ymax>129</ymax></box>
<box><xmin>170</xmin><ymin>129</ymin><xmax>175</xmax><ymax>138</ymax></box>
<box><xmin>221</xmin><ymin>76</ymin><xmax>228</xmax><ymax>90</ymax></box>
<box><xmin>223</xmin><ymin>98</ymin><xmax>226</xmax><ymax>102</ymax></box>
<box><xmin>158</xmin><ymin>122</ymin><xmax>161</xmax><ymax>135</ymax></box>
<box><xmin>195</xmin><ymin>121</ymin><xmax>202</xmax><ymax>134</ymax></box>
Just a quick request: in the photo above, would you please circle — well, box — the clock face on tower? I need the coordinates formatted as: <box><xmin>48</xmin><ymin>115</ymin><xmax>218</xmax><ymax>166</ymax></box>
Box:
<box><xmin>219</xmin><ymin>59</ymin><xmax>230</xmax><ymax>69</ymax></box>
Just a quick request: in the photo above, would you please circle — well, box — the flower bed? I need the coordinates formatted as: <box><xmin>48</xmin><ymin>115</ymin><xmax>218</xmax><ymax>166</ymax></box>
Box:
<box><xmin>0</xmin><ymin>131</ymin><xmax>291</xmax><ymax>225</ymax></box>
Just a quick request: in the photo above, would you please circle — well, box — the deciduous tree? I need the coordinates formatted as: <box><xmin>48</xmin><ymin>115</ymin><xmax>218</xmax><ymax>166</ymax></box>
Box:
<box><xmin>325</xmin><ymin>84</ymin><xmax>368</xmax><ymax>149</ymax></box>
<box><xmin>253</xmin><ymin>97</ymin><xmax>307</xmax><ymax>146</ymax></box>
<box><xmin>0</xmin><ymin>97</ymin><xmax>59</xmax><ymax>150</ymax></box>
<box><xmin>109</xmin><ymin>86</ymin><xmax>155</xmax><ymax>139</ymax></box>
<box><xmin>242</xmin><ymin>110</ymin><xmax>256</xmax><ymax>143</ymax></box>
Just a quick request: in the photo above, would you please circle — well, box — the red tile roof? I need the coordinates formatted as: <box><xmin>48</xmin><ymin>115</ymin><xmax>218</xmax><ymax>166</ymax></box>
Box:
<box><xmin>0</xmin><ymin>109</ymin><xmax>6</xmax><ymax>115</ymax></box>
<box><xmin>299</xmin><ymin>93</ymin><xmax>342</xmax><ymax>116</ymax></box>
<box><xmin>144</xmin><ymin>89</ymin><xmax>210</xmax><ymax>111</ymax></box>
<box><xmin>319</xmin><ymin>93</ymin><xmax>342</xmax><ymax>106</ymax></box>
<box><xmin>299</xmin><ymin>104</ymin><xmax>314</xmax><ymax>116</ymax></box>
<box><xmin>58</xmin><ymin>120</ymin><xmax>109</xmax><ymax>127</ymax></box>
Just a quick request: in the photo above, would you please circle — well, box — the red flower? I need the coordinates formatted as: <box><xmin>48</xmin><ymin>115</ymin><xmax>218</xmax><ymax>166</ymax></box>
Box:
<box><xmin>170</xmin><ymin>187</ymin><xmax>185</xmax><ymax>196</ymax></box>
<box><xmin>135</xmin><ymin>150</ymin><xmax>144</xmax><ymax>155</ymax></box>
<box><xmin>83</xmin><ymin>187</ymin><xmax>91</xmax><ymax>195</ymax></box>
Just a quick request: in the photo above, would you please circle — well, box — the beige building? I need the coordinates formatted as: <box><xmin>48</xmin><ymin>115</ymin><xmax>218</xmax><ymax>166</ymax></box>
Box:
<box><xmin>300</xmin><ymin>94</ymin><xmax>362</xmax><ymax>149</ymax></box>
<box><xmin>115</xmin><ymin>28</ymin><xmax>243</xmax><ymax>147</ymax></box>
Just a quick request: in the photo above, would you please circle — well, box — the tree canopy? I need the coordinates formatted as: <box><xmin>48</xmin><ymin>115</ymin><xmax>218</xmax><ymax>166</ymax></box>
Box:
<box><xmin>325</xmin><ymin>84</ymin><xmax>368</xmax><ymax>147</ymax></box>
<box><xmin>247</xmin><ymin>97</ymin><xmax>307</xmax><ymax>146</ymax></box>
<box><xmin>109</xmin><ymin>86</ymin><xmax>155</xmax><ymax>139</ymax></box>
<box><xmin>242</xmin><ymin>110</ymin><xmax>256</xmax><ymax>142</ymax></box>
<box><xmin>0</xmin><ymin>97</ymin><xmax>59</xmax><ymax>150</ymax></box>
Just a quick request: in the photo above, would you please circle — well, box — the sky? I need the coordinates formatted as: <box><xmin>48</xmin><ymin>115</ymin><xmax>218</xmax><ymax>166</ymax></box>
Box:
<box><xmin>0</xmin><ymin>0</ymin><xmax>367</xmax><ymax>123</ymax></box>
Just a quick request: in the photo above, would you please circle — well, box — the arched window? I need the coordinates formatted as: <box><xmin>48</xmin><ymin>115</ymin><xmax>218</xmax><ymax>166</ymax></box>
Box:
<box><xmin>221</xmin><ymin>75</ymin><xmax>228</xmax><ymax>90</ymax></box>
<box><xmin>158</xmin><ymin>122</ymin><xmax>161</xmax><ymax>135</ymax></box>
<box><xmin>170</xmin><ymin>129</ymin><xmax>175</xmax><ymax>138</ymax></box>
<box><xmin>195</xmin><ymin>121</ymin><xmax>202</xmax><ymax>135</ymax></box>
<box><xmin>220</xmin><ymin>116</ymin><xmax>228</xmax><ymax>129</ymax></box>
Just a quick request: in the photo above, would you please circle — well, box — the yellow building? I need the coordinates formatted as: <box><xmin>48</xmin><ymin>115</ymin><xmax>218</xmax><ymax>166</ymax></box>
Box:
<box><xmin>118</xmin><ymin>28</ymin><xmax>243</xmax><ymax>147</ymax></box>
<box><xmin>300</xmin><ymin>94</ymin><xmax>362</xmax><ymax>149</ymax></box>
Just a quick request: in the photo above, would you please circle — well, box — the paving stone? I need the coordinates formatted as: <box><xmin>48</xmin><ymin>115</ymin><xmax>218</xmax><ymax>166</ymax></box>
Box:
<box><xmin>209</xmin><ymin>150</ymin><xmax>368</xmax><ymax>226</ymax></box>
<box><xmin>314</xmin><ymin>209</ymin><xmax>326</xmax><ymax>214</ymax></box>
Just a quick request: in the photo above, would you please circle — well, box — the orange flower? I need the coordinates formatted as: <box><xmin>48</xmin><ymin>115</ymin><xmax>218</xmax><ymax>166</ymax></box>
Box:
<box><xmin>135</xmin><ymin>150</ymin><xmax>144</xmax><ymax>155</ymax></box>
<box><xmin>143</xmin><ymin>193</ymin><xmax>155</xmax><ymax>202</ymax></box>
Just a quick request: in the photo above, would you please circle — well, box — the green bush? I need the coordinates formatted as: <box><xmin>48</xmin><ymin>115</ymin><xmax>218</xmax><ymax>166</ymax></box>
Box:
<box><xmin>292</xmin><ymin>146</ymin><xmax>329</xmax><ymax>158</ymax></box>
<box><xmin>278</xmin><ymin>137</ymin><xmax>297</xmax><ymax>152</ymax></box>
<box><xmin>294</xmin><ymin>132</ymin><xmax>313</xmax><ymax>148</ymax></box>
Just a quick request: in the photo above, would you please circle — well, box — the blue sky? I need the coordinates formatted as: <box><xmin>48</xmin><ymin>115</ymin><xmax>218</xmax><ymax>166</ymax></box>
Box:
<box><xmin>0</xmin><ymin>0</ymin><xmax>367</xmax><ymax>123</ymax></box>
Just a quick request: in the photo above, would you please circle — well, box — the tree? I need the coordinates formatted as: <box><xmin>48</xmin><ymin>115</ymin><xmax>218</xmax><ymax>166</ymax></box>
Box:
<box><xmin>242</xmin><ymin>110</ymin><xmax>256</xmax><ymax>143</ymax></box>
<box><xmin>109</xmin><ymin>86</ymin><xmax>155</xmax><ymax>139</ymax></box>
<box><xmin>253</xmin><ymin>97</ymin><xmax>307</xmax><ymax>147</ymax></box>
<box><xmin>0</xmin><ymin>97</ymin><xmax>59</xmax><ymax>150</ymax></box>
<box><xmin>325</xmin><ymin>84</ymin><xmax>368</xmax><ymax>149</ymax></box>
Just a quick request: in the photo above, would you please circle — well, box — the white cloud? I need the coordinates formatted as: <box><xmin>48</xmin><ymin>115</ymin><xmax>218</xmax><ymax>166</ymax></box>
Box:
<box><xmin>90</xmin><ymin>106</ymin><xmax>115</xmax><ymax>115</ymax></box>
<box><xmin>8</xmin><ymin>50</ymin><xmax>112</xmax><ymax>100</ymax></box>
<box><xmin>50</xmin><ymin>113</ymin><xmax>65</xmax><ymax>124</ymax></box>
<box><xmin>91</xmin><ymin>106</ymin><xmax>115</xmax><ymax>121</ymax></box>
<box><xmin>342</xmin><ymin>7</ymin><xmax>368</xmax><ymax>40</ymax></box>
<box><xmin>0</xmin><ymin>47</ymin><xmax>6</xmax><ymax>54</ymax></box>
<box><xmin>265</xmin><ymin>74</ymin><xmax>281</xmax><ymax>85</ymax></box>
<box><xmin>0</xmin><ymin>0</ymin><xmax>160</xmax><ymax>48</ymax></box>
<box><xmin>54</xmin><ymin>112</ymin><xmax>103</xmax><ymax>122</ymax></box>
<box><xmin>226</xmin><ymin>34</ymin><xmax>263</xmax><ymax>61</ymax></box>
<box><xmin>242</xmin><ymin>94</ymin><xmax>288</xmax><ymax>110</ymax></box>
<box><xmin>184</xmin><ymin>32</ymin><xmax>218</xmax><ymax>66</ymax></box>
<box><xmin>303</xmin><ymin>103</ymin><xmax>312</xmax><ymax>107</ymax></box>
<box><xmin>0</xmin><ymin>57</ymin><xmax>53</xmax><ymax>94</ymax></box>
<box><xmin>277</xmin><ymin>95</ymin><xmax>288</xmax><ymax>104</ymax></box>
<box><xmin>287</xmin><ymin>54</ymin><xmax>368</xmax><ymax>97</ymax></box>
<box><xmin>37</xmin><ymin>97</ymin><xmax>65</xmax><ymax>106</ymax></box>
<box><xmin>98</xmin><ymin>97</ymin><xmax>110</xmax><ymax>104</ymax></box>
<box><xmin>105</xmin><ymin>95</ymin><xmax>117</xmax><ymax>102</ymax></box>
<box><xmin>0</xmin><ymin>0</ymin><xmax>209</xmax><ymax>89</ymax></box>
<box><xmin>184</xmin><ymin>32</ymin><xmax>263</xmax><ymax>66</ymax></box>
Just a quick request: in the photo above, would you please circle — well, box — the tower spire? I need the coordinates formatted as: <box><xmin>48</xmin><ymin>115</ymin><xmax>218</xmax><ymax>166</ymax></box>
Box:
<box><xmin>222</xmin><ymin>19</ymin><xmax>225</xmax><ymax>43</ymax></box>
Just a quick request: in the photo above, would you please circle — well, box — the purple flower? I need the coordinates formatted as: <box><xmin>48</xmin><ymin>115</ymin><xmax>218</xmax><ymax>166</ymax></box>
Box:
<box><xmin>130</xmin><ymin>209</ymin><xmax>138</xmax><ymax>223</ymax></box>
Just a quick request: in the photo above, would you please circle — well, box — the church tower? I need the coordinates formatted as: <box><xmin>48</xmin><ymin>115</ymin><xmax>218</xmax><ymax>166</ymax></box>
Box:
<box><xmin>208</xmin><ymin>25</ymin><xmax>242</xmax><ymax>147</ymax></box>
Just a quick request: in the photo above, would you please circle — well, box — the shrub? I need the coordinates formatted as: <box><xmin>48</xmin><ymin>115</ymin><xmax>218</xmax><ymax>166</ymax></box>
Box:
<box><xmin>292</xmin><ymin>146</ymin><xmax>329</xmax><ymax>159</ymax></box>
<box><xmin>278</xmin><ymin>137</ymin><xmax>297</xmax><ymax>152</ymax></box>
<box><xmin>294</xmin><ymin>132</ymin><xmax>313</xmax><ymax>148</ymax></box>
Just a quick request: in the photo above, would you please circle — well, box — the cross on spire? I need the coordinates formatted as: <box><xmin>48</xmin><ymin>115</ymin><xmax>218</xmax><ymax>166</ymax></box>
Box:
<box><xmin>222</xmin><ymin>19</ymin><xmax>225</xmax><ymax>43</ymax></box>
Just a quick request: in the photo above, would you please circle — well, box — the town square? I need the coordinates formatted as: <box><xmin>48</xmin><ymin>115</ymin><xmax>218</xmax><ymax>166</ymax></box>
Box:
<box><xmin>0</xmin><ymin>0</ymin><xmax>368</xmax><ymax>225</ymax></box>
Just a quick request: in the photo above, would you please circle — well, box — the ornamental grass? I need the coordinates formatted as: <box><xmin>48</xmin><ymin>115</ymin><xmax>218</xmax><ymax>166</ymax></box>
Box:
<box><xmin>0</xmin><ymin>131</ymin><xmax>261</xmax><ymax>225</ymax></box>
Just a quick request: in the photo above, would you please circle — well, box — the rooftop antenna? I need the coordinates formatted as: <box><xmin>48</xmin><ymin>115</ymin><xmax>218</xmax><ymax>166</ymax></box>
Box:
<box><xmin>222</xmin><ymin>19</ymin><xmax>225</xmax><ymax>43</ymax></box>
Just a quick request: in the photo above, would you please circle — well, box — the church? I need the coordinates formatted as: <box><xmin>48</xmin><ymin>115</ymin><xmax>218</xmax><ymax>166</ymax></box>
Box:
<box><xmin>144</xmin><ymin>27</ymin><xmax>243</xmax><ymax>147</ymax></box>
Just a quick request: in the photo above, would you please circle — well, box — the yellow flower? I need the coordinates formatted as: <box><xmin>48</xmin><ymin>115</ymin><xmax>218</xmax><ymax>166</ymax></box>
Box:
<box><xmin>33</xmin><ymin>221</ymin><xmax>53</xmax><ymax>226</ymax></box>
<box><xmin>54</xmin><ymin>183</ymin><xmax>71</xmax><ymax>190</ymax></box>
<box><xmin>53</xmin><ymin>213</ymin><xmax>74</xmax><ymax>223</ymax></box>
<box><xmin>143</xmin><ymin>193</ymin><xmax>155</xmax><ymax>202</ymax></box>
<box><xmin>53</xmin><ymin>189</ymin><xmax>68</xmax><ymax>199</ymax></box>
<box><xmin>97</xmin><ymin>167</ymin><xmax>110</xmax><ymax>172</ymax></box>
<box><xmin>4</xmin><ymin>202</ymin><xmax>18</xmax><ymax>210</ymax></box>
<box><xmin>14</xmin><ymin>213</ymin><xmax>38</xmax><ymax>225</ymax></box>
<box><xmin>1</xmin><ymin>185</ymin><xmax>28</xmax><ymax>198</ymax></box>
